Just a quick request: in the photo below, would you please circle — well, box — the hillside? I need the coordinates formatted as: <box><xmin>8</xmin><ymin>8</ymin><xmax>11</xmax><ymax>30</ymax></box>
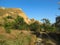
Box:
<box><xmin>0</xmin><ymin>7</ymin><xmax>31</xmax><ymax>24</ymax></box>
<box><xmin>0</xmin><ymin>7</ymin><xmax>37</xmax><ymax>45</ymax></box>
<box><xmin>0</xmin><ymin>7</ymin><xmax>59</xmax><ymax>45</ymax></box>
<box><xmin>0</xmin><ymin>27</ymin><xmax>37</xmax><ymax>45</ymax></box>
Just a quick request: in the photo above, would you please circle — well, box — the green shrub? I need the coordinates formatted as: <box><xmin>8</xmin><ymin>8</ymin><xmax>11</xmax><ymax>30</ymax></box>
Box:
<box><xmin>29</xmin><ymin>21</ymin><xmax>40</xmax><ymax>32</ymax></box>
<box><xmin>12</xmin><ymin>15</ymin><xmax>29</xmax><ymax>30</ymax></box>
<box><xmin>4</xmin><ymin>22</ymin><xmax>11</xmax><ymax>33</ymax></box>
<box><xmin>3</xmin><ymin>18</ymin><xmax>11</xmax><ymax>33</ymax></box>
<box><xmin>3</xmin><ymin>15</ymin><xmax>29</xmax><ymax>32</ymax></box>
<box><xmin>6</xmin><ymin>15</ymin><xmax>13</xmax><ymax>19</ymax></box>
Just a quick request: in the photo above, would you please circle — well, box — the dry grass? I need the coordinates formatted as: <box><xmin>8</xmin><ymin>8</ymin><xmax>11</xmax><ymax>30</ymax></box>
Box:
<box><xmin>0</xmin><ymin>27</ymin><xmax>37</xmax><ymax>45</ymax></box>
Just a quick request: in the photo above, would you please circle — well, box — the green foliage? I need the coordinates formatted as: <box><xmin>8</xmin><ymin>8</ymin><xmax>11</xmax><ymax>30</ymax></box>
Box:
<box><xmin>3</xmin><ymin>18</ymin><xmax>11</xmax><ymax>33</ymax></box>
<box><xmin>41</xmin><ymin>18</ymin><xmax>56</xmax><ymax>32</ymax></box>
<box><xmin>6</xmin><ymin>15</ymin><xmax>13</xmax><ymax>19</ymax></box>
<box><xmin>3</xmin><ymin>15</ymin><xmax>29</xmax><ymax>32</ymax></box>
<box><xmin>4</xmin><ymin>22</ymin><xmax>11</xmax><ymax>33</ymax></box>
<box><xmin>41</xmin><ymin>18</ymin><xmax>51</xmax><ymax>26</ymax></box>
<box><xmin>12</xmin><ymin>15</ymin><xmax>29</xmax><ymax>30</ymax></box>
<box><xmin>51</xmin><ymin>25</ymin><xmax>56</xmax><ymax>32</ymax></box>
<box><xmin>29</xmin><ymin>21</ymin><xmax>40</xmax><ymax>32</ymax></box>
<box><xmin>2</xmin><ymin>15</ymin><xmax>57</xmax><ymax>33</ymax></box>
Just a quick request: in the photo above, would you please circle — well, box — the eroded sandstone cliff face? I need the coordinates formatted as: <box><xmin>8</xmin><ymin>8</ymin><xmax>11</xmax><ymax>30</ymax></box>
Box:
<box><xmin>0</xmin><ymin>7</ymin><xmax>31</xmax><ymax>24</ymax></box>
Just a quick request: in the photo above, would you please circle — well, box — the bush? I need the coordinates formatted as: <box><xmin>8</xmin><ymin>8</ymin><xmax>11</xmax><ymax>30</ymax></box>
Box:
<box><xmin>6</xmin><ymin>15</ymin><xmax>13</xmax><ymax>19</ymax></box>
<box><xmin>4</xmin><ymin>22</ymin><xmax>11</xmax><ymax>33</ymax></box>
<box><xmin>3</xmin><ymin>18</ymin><xmax>11</xmax><ymax>33</ymax></box>
<box><xmin>12</xmin><ymin>15</ymin><xmax>29</xmax><ymax>30</ymax></box>
<box><xmin>29</xmin><ymin>21</ymin><xmax>40</xmax><ymax>32</ymax></box>
<box><xmin>3</xmin><ymin>15</ymin><xmax>29</xmax><ymax>32</ymax></box>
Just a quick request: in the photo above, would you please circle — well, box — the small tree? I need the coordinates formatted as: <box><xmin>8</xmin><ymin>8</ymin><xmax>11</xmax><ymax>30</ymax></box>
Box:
<box><xmin>41</xmin><ymin>18</ymin><xmax>56</xmax><ymax>32</ymax></box>
<box><xmin>41</xmin><ymin>18</ymin><xmax>50</xmax><ymax>32</ymax></box>
<box><xmin>29</xmin><ymin>21</ymin><xmax>40</xmax><ymax>32</ymax></box>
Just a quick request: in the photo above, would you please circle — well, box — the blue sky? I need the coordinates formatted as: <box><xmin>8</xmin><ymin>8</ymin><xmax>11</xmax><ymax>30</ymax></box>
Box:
<box><xmin>0</xmin><ymin>0</ymin><xmax>60</xmax><ymax>23</ymax></box>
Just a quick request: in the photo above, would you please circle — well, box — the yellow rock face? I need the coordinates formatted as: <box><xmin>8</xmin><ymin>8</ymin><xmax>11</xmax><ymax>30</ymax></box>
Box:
<box><xmin>0</xmin><ymin>7</ymin><xmax>31</xmax><ymax>24</ymax></box>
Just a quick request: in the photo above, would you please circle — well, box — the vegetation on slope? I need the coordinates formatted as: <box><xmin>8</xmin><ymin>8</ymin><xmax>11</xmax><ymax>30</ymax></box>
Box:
<box><xmin>0</xmin><ymin>14</ymin><xmax>59</xmax><ymax>45</ymax></box>
<box><xmin>2</xmin><ymin>15</ymin><xmax>29</xmax><ymax>33</ymax></box>
<box><xmin>0</xmin><ymin>32</ymin><xmax>32</xmax><ymax>45</ymax></box>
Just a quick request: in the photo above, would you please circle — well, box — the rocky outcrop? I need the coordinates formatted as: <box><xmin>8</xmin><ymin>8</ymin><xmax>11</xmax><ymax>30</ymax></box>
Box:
<box><xmin>0</xmin><ymin>7</ymin><xmax>31</xmax><ymax>24</ymax></box>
